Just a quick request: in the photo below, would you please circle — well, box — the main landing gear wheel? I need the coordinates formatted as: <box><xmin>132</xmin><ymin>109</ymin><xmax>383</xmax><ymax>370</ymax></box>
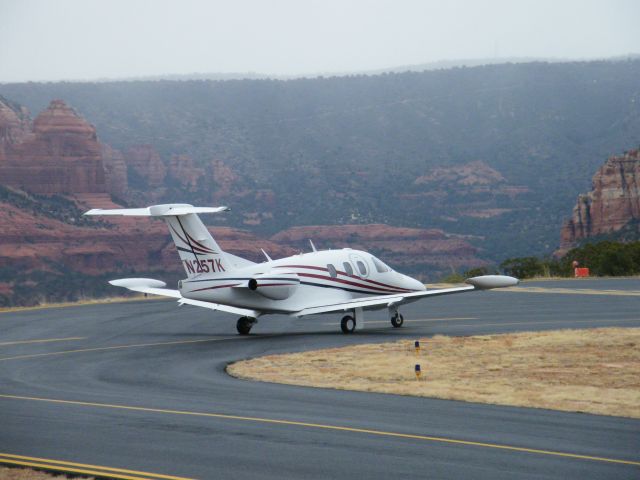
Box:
<box><xmin>391</xmin><ymin>313</ymin><xmax>404</xmax><ymax>328</ymax></box>
<box><xmin>237</xmin><ymin>316</ymin><xmax>254</xmax><ymax>335</ymax></box>
<box><xmin>340</xmin><ymin>315</ymin><xmax>356</xmax><ymax>334</ymax></box>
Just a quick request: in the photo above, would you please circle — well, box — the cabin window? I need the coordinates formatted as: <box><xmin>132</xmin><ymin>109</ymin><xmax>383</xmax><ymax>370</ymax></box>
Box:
<box><xmin>372</xmin><ymin>256</ymin><xmax>390</xmax><ymax>273</ymax></box>
<box><xmin>356</xmin><ymin>260</ymin><xmax>368</xmax><ymax>276</ymax></box>
<box><xmin>343</xmin><ymin>262</ymin><xmax>354</xmax><ymax>276</ymax></box>
<box><xmin>327</xmin><ymin>264</ymin><xmax>338</xmax><ymax>278</ymax></box>
<box><xmin>349</xmin><ymin>253</ymin><xmax>369</xmax><ymax>277</ymax></box>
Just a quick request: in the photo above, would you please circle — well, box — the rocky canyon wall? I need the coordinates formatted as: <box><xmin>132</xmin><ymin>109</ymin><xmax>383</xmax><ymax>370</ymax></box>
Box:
<box><xmin>0</xmin><ymin>95</ymin><xmax>487</xmax><ymax>304</ymax></box>
<box><xmin>559</xmin><ymin>148</ymin><xmax>640</xmax><ymax>253</ymax></box>
<box><xmin>0</xmin><ymin>99</ymin><xmax>107</xmax><ymax>194</ymax></box>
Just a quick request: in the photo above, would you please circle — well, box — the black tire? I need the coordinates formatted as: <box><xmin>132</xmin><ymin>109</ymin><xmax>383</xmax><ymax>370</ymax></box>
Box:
<box><xmin>237</xmin><ymin>317</ymin><xmax>253</xmax><ymax>335</ymax></box>
<box><xmin>340</xmin><ymin>315</ymin><xmax>356</xmax><ymax>334</ymax></box>
<box><xmin>391</xmin><ymin>313</ymin><xmax>404</xmax><ymax>328</ymax></box>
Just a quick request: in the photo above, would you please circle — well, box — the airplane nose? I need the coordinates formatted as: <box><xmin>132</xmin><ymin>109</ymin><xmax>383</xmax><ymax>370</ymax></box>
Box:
<box><xmin>405</xmin><ymin>275</ymin><xmax>426</xmax><ymax>291</ymax></box>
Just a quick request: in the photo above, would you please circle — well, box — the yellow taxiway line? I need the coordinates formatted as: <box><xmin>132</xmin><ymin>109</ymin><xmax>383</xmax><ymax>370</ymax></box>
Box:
<box><xmin>1</xmin><ymin>316</ymin><xmax>639</xmax><ymax>363</ymax></box>
<box><xmin>0</xmin><ymin>393</ymin><xmax>638</xmax><ymax>468</ymax></box>
<box><xmin>0</xmin><ymin>295</ymin><xmax>163</xmax><ymax>315</ymax></box>
<box><xmin>0</xmin><ymin>336</ymin><xmax>238</xmax><ymax>362</ymax></box>
<box><xmin>0</xmin><ymin>452</ymin><xmax>194</xmax><ymax>480</ymax></box>
<box><xmin>433</xmin><ymin>317</ymin><xmax>640</xmax><ymax>329</ymax></box>
<box><xmin>500</xmin><ymin>286</ymin><xmax>640</xmax><ymax>296</ymax></box>
<box><xmin>0</xmin><ymin>337</ymin><xmax>85</xmax><ymax>347</ymax></box>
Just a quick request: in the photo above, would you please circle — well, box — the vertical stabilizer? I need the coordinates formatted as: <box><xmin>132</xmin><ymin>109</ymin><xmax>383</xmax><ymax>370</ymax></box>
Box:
<box><xmin>84</xmin><ymin>204</ymin><xmax>249</xmax><ymax>278</ymax></box>
<box><xmin>164</xmin><ymin>213</ymin><xmax>228</xmax><ymax>277</ymax></box>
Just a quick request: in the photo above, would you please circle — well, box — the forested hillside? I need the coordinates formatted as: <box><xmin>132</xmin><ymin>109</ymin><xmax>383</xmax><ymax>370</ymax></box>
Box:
<box><xmin>2</xmin><ymin>60</ymin><xmax>639</xmax><ymax>261</ymax></box>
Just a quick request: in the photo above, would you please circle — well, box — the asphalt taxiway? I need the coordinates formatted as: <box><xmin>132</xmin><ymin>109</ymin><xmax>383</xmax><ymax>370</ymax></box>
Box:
<box><xmin>0</xmin><ymin>278</ymin><xmax>639</xmax><ymax>479</ymax></box>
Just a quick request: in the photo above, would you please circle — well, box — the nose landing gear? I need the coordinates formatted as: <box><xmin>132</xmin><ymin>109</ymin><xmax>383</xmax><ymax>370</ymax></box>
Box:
<box><xmin>237</xmin><ymin>316</ymin><xmax>257</xmax><ymax>335</ymax></box>
<box><xmin>340</xmin><ymin>315</ymin><xmax>356</xmax><ymax>334</ymax></box>
<box><xmin>389</xmin><ymin>305</ymin><xmax>404</xmax><ymax>328</ymax></box>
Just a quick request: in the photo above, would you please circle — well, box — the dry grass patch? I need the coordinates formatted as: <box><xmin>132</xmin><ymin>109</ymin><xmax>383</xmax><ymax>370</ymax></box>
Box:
<box><xmin>0</xmin><ymin>466</ymin><xmax>90</xmax><ymax>479</ymax></box>
<box><xmin>228</xmin><ymin>327</ymin><xmax>640</xmax><ymax>418</ymax></box>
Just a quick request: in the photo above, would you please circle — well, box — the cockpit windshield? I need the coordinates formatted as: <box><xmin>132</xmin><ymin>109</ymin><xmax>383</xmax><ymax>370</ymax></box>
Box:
<box><xmin>371</xmin><ymin>256</ymin><xmax>391</xmax><ymax>273</ymax></box>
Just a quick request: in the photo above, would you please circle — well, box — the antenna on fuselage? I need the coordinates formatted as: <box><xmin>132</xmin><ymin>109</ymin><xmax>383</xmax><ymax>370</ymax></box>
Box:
<box><xmin>309</xmin><ymin>239</ymin><xmax>317</xmax><ymax>252</ymax></box>
<box><xmin>261</xmin><ymin>248</ymin><xmax>273</xmax><ymax>262</ymax></box>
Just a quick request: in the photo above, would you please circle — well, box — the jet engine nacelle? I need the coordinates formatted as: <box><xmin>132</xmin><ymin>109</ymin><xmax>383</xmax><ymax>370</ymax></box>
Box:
<box><xmin>248</xmin><ymin>273</ymin><xmax>300</xmax><ymax>300</ymax></box>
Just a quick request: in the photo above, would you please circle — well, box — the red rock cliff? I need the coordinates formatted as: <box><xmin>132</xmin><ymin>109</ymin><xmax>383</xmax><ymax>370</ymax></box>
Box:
<box><xmin>169</xmin><ymin>154</ymin><xmax>203</xmax><ymax>190</ymax></box>
<box><xmin>125</xmin><ymin>145</ymin><xmax>166</xmax><ymax>188</ymax></box>
<box><xmin>0</xmin><ymin>96</ymin><xmax>31</xmax><ymax>148</ymax></box>
<box><xmin>559</xmin><ymin>148</ymin><xmax>640</xmax><ymax>252</ymax></box>
<box><xmin>101</xmin><ymin>144</ymin><xmax>128</xmax><ymax>198</ymax></box>
<box><xmin>271</xmin><ymin>224</ymin><xmax>484</xmax><ymax>274</ymax></box>
<box><xmin>0</xmin><ymin>99</ymin><xmax>107</xmax><ymax>194</ymax></box>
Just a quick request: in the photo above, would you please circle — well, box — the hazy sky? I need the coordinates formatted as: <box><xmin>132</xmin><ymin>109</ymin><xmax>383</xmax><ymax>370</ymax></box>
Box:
<box><xmin>1</xmin><ymin>0</ymin><xmax>639</xmax><ymax>82</ymax></box>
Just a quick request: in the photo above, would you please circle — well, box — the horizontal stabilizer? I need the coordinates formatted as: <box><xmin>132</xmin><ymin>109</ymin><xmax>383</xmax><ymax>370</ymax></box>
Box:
<box><xmin>85</xmin><ymin>204</ymin><xmax>229</xmax><ymax>217</ymax></box>
<box><xmin>109</xmin><ymin>278</ymin><xmax>181</xmax><ymax>298</ymax></box>
<box><xmin>109</xmin><ymin>277</ymin><xmax>258</xmax><ymax>317</ymax></box>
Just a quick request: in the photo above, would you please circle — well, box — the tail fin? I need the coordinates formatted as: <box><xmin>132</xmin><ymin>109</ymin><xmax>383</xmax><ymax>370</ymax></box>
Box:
<box><xmin>85</xmin><ymin>204</ymin><xmax>251</xmax><ymax>277</ymax></box>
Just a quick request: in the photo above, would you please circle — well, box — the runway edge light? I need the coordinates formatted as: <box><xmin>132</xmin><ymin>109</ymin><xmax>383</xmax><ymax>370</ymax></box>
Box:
<box><xmin>415</xmin><ymin>340</ymin><xmax>420</xmax><ymax>355</ymax></box>
<box><xmin>415</xmin><ymin>364</ymin><xmax>421</xmax><ymax>380</ymax></box>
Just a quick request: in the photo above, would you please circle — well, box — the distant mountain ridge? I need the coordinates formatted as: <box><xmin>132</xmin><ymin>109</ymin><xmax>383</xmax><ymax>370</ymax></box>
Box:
<box><xmin>0</xmin><ymin>98</ymin><xmax>484</xmax><ymax>305</ymax></box>
<box><xmin>1</xmin><ymin>59</ymin><xmax>639</xmax><ymax>264</ymax></box>
<box><xmin>4</xmin><ymin>54</ymin><xmax>638</xmax><ymax>83</ymax></box>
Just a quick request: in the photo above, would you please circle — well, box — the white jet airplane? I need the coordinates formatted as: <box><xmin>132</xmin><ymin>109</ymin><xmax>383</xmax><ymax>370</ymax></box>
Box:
<box><xmin>85</xmin><ymin>204</ymin><xmax>519</xmax><ymax>335</ymax></box>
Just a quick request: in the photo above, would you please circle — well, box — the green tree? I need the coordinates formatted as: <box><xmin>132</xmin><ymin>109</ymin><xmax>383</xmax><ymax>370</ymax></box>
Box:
<box><xmin>500</xmin><ymin>257</ymin><xmax>545</xmax><ymax>279</ymax></box>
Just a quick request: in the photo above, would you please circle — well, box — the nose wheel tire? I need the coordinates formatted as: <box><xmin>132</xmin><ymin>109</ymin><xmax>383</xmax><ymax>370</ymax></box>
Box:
<box><xmin>237</xmin><ymin>316</ymin><xmax>255</xmax><ymax>335</ymax></box>
<box><xmin>340</xmin><ymin>315</ymin><xmax>356</xmax><ymax>334</ymax></box>
<box><xmin>391</xmin><ymin>313</ymin><xmax>404</xmax><ymax>328</ymax></box>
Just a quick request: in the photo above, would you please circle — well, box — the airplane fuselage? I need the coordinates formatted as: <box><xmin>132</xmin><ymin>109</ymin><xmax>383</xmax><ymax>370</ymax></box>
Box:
<box><xmin>179</xmin><ymin>248</ymin><xmax>425</xmax><ymax>313</ymax></box>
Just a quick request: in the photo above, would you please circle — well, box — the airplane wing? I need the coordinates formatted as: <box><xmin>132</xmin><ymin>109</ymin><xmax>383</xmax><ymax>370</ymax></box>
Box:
<box><xmin>293</xmin><ymin>275</ymin><xmax>518</xmax><ymax>317</ymax></box>
<box><xmin>109</xmin><ymin>278</ymin><xmax>259</xmax><ymax>318</ymax></box>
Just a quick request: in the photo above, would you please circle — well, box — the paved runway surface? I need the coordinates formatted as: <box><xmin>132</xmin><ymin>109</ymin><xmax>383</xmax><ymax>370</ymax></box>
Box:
<box><xmin>1</xmin><ymin>278</ymin><xmax>639</xmax><ymax>479</ymax></box>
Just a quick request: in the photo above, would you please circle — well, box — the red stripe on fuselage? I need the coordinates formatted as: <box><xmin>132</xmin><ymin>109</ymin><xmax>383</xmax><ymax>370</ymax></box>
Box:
<box><xmin>275</xmin><ymin>264</ymin><xmax>413</xmax><ymax>292</ymax></box>
<box><xmin>297</xmin><ymin>273</ymin><xmax>407</xmax><ymax>294</ymax></box>
<box><xmin>189</xmin><ymin>283</ymin><xmax>240</xmax><ymax>292</ymax></box>
<box><xmin>187</xmin><ymin>277</ymin><xmax>402</xmax><ymax>297</ymax></box>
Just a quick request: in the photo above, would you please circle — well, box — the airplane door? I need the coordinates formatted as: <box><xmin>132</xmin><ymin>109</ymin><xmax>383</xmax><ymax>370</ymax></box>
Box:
<box><xmin>349</xmin><ymin>254</ymin><xmax>369</xmax><ymax>278</ymax></box>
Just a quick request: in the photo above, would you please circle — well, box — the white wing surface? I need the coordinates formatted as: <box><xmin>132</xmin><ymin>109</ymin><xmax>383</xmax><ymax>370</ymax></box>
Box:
<box><xmin>293</xmin><ymin>285</ymin><xmax>474</xmax><ymax>317</ymax></box>
<box><xmin>293</xmin><ymin>275</ymin><xmax>518</xmax><ymax>317</ymax></box>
